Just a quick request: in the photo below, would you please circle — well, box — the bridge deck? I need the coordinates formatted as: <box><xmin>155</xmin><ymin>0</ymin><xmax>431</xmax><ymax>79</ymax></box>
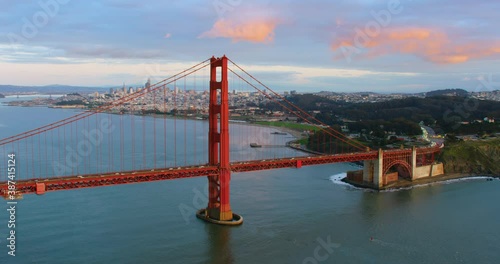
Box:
<box><xmin>1</xmin><ymin>147</ymin><xmax>439</xmax><ymax>196</ymax></box>
<box><xmin>1</xmin><ymin>151</ymin><xmax>379</xmax><ymax>195</ymax></box>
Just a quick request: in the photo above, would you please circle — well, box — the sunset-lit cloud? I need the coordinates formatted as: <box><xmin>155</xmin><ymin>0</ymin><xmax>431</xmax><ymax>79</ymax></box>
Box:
<box><xmin>1</xmin><ymin>0</ymin><xmax>500</xmax><ymax>92</ymax></box>
<box><xmin>331</xmin><ymin>27</ymin><xmax>500</xmax><ymax>64</ymax></box>
<box><xmin>200</xmin><ymin>18</ymin><xmax>280</xmax><ymax>43</ymax></box>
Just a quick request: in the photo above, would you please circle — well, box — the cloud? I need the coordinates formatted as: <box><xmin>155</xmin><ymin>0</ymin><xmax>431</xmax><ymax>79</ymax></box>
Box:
<box><xmin>0</xmin><ymin>60</ymin><xmax>204</xmax><ymax>86</ymax></box>
<box><xmin>199</xmin><ymin>18</ymin><xmax>280</xmax><ymax>43</ymax></box>
<box><xmin>65</xmin><ymin>45</ymin><xmax>167</xmax><ymax>59</ymax></box>
<box><xmin>240</xmin><ymin>64</ymin><xmax>418</xmax><ymax>86</ymax></box>
<box><xmin>164</xmin><ymin>33</ymin><xmax>172</xmax><ymax>39</ymax></box>
<box><xmin>331</xmin><ymin>27</ymin><xmax>500</xmax><ymax>64</ymax></box>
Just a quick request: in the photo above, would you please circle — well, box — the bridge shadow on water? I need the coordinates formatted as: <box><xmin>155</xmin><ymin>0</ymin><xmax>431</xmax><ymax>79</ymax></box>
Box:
<box><xmin>203</xmin><ymin>223</ymin><xmax>236</xmax><ymax>264</ymax></box>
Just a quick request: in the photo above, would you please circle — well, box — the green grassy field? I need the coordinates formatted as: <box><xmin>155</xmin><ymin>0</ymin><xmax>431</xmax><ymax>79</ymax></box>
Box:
<box><xmin>295</xmin><ymin>138</ymin><xmax>309</xmax><ymax>145</ymax></box>
<box><xmin>253</xmin><ymin>121</ymin><xmax>321</xmax><ymax>132</ymax></box>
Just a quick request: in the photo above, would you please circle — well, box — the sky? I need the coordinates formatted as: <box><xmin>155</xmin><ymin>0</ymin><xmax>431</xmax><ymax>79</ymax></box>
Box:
<box><xmin>1</xmin><ymin>0</ymin><xmax>499</xmax><ymax>93</ymax></box>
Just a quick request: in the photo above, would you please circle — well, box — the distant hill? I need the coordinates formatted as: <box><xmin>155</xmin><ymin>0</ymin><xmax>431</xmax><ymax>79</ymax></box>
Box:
<box><xmin>0</xmin><ymin>93</ymin><xmax>5</xmax><ymax>98</ymax></box>
<box><xmin>426</xmin><ymin>89</ymin><xmax>469</xmax><ymax>97</ymax></box>
<box><xmin>267</xmin><ymin>94</ymin><xmax>500</xmax><ymax>135</ymax></box>
<box><xmin>0</xmin><ymin>85</ymin><xmax>108</xmax><ymax>95</ymax></box>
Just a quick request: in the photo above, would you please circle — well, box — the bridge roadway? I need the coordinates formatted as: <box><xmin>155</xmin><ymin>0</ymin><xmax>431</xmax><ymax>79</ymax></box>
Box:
<box><xmin>0</xmin><ymin>151</ymin><xmax>376</xmax><ymax>195</ymax></box>
<box><xmin>0</xmin><ymin>146</ymin><xmax>440</xmax><ymax>196</ymax></box>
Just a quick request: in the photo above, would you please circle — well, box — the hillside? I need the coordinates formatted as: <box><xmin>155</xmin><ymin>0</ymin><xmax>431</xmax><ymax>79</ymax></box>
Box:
<box><xmin>425</xmin><ymin>89</ymin><xmax>469</xmax><ymax>97</ymax></box>
<box><xmin>438</xmin><ymin>139</ymin><xmax>500</xmax><ymax>175</ymax></box>
<box><xmin>266</xmin><ymin>94</ymin><xmax>500</xmax><ymax>135</ymax></box>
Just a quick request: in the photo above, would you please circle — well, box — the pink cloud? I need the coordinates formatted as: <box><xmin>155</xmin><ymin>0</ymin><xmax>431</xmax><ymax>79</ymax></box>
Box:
<box><xmin>331</xmin><ymin>27</ymin><xmax>500</xmax><ymax>64</ymax></box>
<box><xmin>200</xmin><ymin>18</ymin><xmax>280</xmax><ymax>43</ymax></box>
<box><xmin>164</xmin><ymin>33</ymin><xmax>171</xmax><ymax>39</ymax></box>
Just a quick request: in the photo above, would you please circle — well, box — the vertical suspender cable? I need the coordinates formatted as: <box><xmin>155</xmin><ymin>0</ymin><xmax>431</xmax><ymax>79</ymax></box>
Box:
<box><xmin>109</xmin><ymin>112</ymin><xmax>113</xmax><ymax>172</ymax></box>
<box><xmin>163</xmin><ymin>85</ymin><xmax>167</xmax><ymax>167</ymax></box>
<box><xmin>153</xmin><ymin>87</ymin><xmax>157</xmax><ymax>169</ymax></box>
<box><xmin>25</xmin><ymin>140</ymin><xmax>29</xmax><ymax>180</ymax></box>
<box><xmin>174</xmin><ymin>80</ymin><xmax>177</xmax><ymax>166</ymax></box>
<box><xmin>194</xmin><ymin>71</ymin><xmax>197</xmax><ymax>164</ymax></box>
<box><xmin>31</xmin><ymin>135</ymin><xmax>34</xmax><ymax>178</ymax></box>
<box><xmin>131</xmin><ymin>104</ymin><xmax>135</xmax><ymax>170</ymax></box>
<box><xmin>95</xmin><ymin>114</ymin><xmax>99</xmax><ymax>173</ymax></box>
<box><xmin>71</xmin><ymin>121</ymin><xmax>75</xmax><ymax>175</ymax></box>
<box><xmin>75</xmin><ymin>120</ymin><xmax>78</xmax><ymax>175</ymax></box>
<box><xmin>120</xmin><ymin>110</ymin><xmax>124</xmax><ymax>171</ymax></box>
<box><xmin>142</xmin><ymin>105</ymin><xmax>146</xmax><ymax>170</ymax></box>
<box><xmin>184</xmin><ymin>77</ymin><xmax>187</xmax><ymax>165</ymax></box>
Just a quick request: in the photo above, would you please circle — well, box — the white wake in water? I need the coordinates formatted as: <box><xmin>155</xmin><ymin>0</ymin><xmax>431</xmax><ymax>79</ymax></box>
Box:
<box><xmin>329</xmin><ymin>173</ymin><xmax>350</xmax><ymax>186</ymax></box>
<box><xmin>329</xmin><ymin>173</ymin><xmax>369</xmax><ymax>191</ymax></box>
<box><xmin>381</xmin><ymin>176</ymin><xmax>496</xmax><ymax>192</ymax></box>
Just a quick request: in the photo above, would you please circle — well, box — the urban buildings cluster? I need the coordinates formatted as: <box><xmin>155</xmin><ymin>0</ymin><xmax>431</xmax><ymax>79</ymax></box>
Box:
<box><xmin>89</xmin><ymin>79</ymin><xmax>275</xmax><ymax>116</ymax></box>
<box><xmin>471</xmin><ymin>90</ymin><xmax>500</xmax><ymax>101</ymax></box>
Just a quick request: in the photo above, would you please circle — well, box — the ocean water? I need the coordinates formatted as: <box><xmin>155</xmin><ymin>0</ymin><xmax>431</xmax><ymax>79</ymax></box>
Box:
<box><xmin>1</xmin><ymin>98</ymin><xmax>499</xmax><ymax>264</ymax></box>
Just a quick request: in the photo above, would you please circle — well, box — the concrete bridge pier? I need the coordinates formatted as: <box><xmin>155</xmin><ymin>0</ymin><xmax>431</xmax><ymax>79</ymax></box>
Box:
<box><xmin>349</xmin><ymin>148</ymin><xmax>444</xmax><ymax>190</ymax></box>
<box><xmin>362</xmin><ymin>149</ymin><xmax>384</xmax><ymax>189</ymax></box>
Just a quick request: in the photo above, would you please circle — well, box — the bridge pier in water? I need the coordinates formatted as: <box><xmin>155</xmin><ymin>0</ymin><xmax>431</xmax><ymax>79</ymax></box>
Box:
<box><xmin>350</xmin><ymin>147</ymin><xmax>444</xmax><ymax>189</ymax></box>
<box><xmin>196</xmin><ymin>56</ymin><xmax>243</xmax><ymax>225</ymax></box>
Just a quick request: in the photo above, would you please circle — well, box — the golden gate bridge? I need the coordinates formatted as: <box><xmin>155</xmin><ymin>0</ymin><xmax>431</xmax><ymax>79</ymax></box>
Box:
<box><xmin>0</xmin><ymin>56</ymin><xmax>440</xmax><ymax>225</ymax></box>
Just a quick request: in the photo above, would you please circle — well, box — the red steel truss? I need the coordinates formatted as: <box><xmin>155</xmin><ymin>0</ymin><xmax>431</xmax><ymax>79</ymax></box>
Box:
<box><xmin>0</xmin><ymin>146</ymin><xmax>440</xmax><ymax>197</ymax></box>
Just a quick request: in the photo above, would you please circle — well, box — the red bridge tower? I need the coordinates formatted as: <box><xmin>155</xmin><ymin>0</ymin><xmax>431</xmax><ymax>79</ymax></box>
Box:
<box><xmin>196</xmin><ymin>56</ymin><xmax>243</xmax><ymax>225</ymax></box>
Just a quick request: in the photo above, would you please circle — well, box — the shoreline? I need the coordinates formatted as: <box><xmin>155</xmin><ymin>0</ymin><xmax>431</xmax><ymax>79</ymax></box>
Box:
<box><xmin>2</xmin><ymin>101</ymin><xmax>313</xmax><ymax>143</ymax></box>
<box><xmin>342</xmin><ymin>172</ymin><xmax>499</xmax><ymax>191</ymax></box>
<box><xmin>3</xmin><ymin>99</ymin><xmax>308</xmax><ymax>136</ymax></box>
<box><xmin>231</xmin><ymin>121</ymin><xmax>307</xmax><ymax>140</ymax></box>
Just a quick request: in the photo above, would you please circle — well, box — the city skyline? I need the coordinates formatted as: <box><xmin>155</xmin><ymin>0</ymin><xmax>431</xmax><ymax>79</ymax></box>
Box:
<box><xmin>1</xmin><ymin>0</ymin><xmax>499</xmax><ymax>92</ymax></box>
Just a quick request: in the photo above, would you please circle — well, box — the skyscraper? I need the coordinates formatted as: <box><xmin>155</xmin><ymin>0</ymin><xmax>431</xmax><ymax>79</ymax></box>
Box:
<box><xmin>145</xmin><ymin>78</ymin><xmax>151</xmax><ymax>92</ymax></box>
